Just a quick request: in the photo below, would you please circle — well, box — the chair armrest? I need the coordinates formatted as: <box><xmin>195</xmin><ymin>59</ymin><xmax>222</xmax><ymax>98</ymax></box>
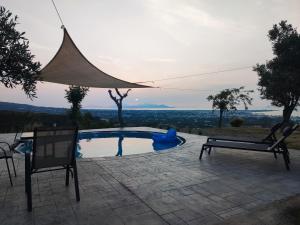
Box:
<box><xmin>0</xmin><ymin>146</ymin><xmax>8</xmax><ymax>156</ymax></box>
<box><xmin>0</xmin><ymin>141</ymin><xmax>11</xmax><ymax>149</ymax></box>
<box><xmin>267</xmin><ymin>136</ymin><xmax>285</xmax><ymax>151</ymax></box>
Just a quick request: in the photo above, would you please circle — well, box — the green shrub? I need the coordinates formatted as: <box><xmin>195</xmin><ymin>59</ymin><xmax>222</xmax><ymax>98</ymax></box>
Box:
<box><xmin>230</xmin><ymin>117</ymin><xmax>244</xmax><ymax>127</ymax></box>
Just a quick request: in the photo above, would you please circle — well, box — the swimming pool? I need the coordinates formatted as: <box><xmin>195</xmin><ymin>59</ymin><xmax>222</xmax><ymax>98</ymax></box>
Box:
<box><xmin>18</xmin><ymin>130</ymin><xmax>185</xmax><ymax>158</ymax></box>
<box><xmin>78</xmin><ymin>130</ymin><xmax>185</xmax><ymax>158</ymax></box>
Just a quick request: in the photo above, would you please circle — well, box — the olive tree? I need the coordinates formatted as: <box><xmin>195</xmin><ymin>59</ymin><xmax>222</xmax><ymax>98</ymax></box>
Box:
<box><xmin>65</xmin><ymin>85</ymin><xmax>89</xmax><ymax>124</ymax></box>
<box><xmin>254</xmin><ymin>21</ymin><xmax>300</xmax><ymax>125</ymax></box>
<box><xmin>207</xmin><ymin>87</ymin><xmax>253</xmax><ymax>128</ymax></box>
<box><xmin>0</xmin><ymin>6</ymin><xmax>40</xmax><ymax>98</ymax></box>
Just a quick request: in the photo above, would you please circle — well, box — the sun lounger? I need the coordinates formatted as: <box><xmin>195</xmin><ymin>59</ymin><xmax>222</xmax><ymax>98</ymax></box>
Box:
<box><xmin>207</xmin><ymin>123</ymin><xmax>282</xmax><ymax>144</ymax></box>
<box><xmin>206</xmin><ymin>123</ymin><xmax>283</xmax><ymax>159</ymax></box>
<box><xmin>199</xmin><ymin>124</ymin><xmax>299</xmax><ymax>170</ymax></box>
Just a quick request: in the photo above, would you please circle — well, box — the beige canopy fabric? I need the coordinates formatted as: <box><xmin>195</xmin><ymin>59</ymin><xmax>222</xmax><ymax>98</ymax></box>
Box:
<box><xmin>40</xmin><ymin>28</ymin><xmax>150</xmax><ymax>88</ymax></box>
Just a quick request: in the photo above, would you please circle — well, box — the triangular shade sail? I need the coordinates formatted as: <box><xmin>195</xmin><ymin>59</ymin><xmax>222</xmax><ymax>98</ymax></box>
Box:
<box><xmin>40</xmin><ymin>28</ymin><xmax>149</xmax><ymax>88</ymax></box>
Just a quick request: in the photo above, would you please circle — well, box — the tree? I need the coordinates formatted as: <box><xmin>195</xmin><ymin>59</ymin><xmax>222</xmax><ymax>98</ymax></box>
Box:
<box><xmin>207</xmin><ymin>87</ymin><xmax>253</xmax><ymax>128</ymax></box>
<box><xmin>0</xmin><ymin>6</ymin><xmax>41</xmax><ymax>98</ymax></box>
<box><xmin>254</xmin><ymin>21</ymin><xmax>300</xmax><ymax>125</ymax></box>
<box><xmin>65</xmin><ymin>86</ymin><xmax>89</xmax><ymax>124</ymax></box>
<box><xmin>108</xmin><ymin>88</ymin><xmax>131</xmax><ymax>127</ymax></box>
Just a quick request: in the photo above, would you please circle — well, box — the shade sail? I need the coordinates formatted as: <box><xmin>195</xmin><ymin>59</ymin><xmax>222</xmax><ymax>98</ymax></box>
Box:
<box><xmin>40</xmin><ymin>28</ymin><xmax>150</xmax><ymax>88</ymax></box>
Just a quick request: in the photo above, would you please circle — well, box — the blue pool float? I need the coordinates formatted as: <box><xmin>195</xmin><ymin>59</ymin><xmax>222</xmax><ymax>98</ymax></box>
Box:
<box><xmin>152</xmin><ymin>128</ymin><xmax>177</xmax><ymax>143</ymax></box>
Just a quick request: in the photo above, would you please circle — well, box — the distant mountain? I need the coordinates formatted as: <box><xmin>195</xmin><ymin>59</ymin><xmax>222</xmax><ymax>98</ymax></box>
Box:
<box><xmin>0</xmin><ymin>102</ymin><xmax>67</xmax><ymax>114</ymax></box>
<box><xmin>124</xmin><ymin>104</ymin><xmax>174</xmax><ymax>109</ymax></box>
<box><xmin>0</xmin><ymin>102</ymin><xmax>174</xmax><ymax>114</ymax></box>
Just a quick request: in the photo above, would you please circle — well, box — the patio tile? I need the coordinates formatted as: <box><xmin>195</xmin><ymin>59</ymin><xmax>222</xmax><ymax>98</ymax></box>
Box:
<box><xmin>122</xmin><ymin>211</ymin><xmax>168</xmax><ymax>225</ymax></box>
<box><xmin>162</xmin><ymin>213</ymin><xmax>189</xmax><ymax>225</ymax></box>
<box><xmin>1</xmin><ymin>128</ymin><xmax>300</xmax><ymax>225</ymax></box>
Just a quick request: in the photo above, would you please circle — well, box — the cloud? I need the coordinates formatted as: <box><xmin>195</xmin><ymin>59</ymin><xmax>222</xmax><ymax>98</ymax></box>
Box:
<box><xmin>30</xmin><ymin>42</ymin><xmax>54</xmax><ymax>52</ymax></box>
<box><xmin>145</xmin><ymin>57</ymin><xmax>176</xmax><ymax>63</ymax></box>
<box><xmin>97</xmin><ymin>55</ymin><xmax>121</xmax><ymax>64</ymax></box>
<box><xmin>144</xmin><ymin>0</ymin><xmax>240</xmax><ymax>46</ymax></box>
<box><xmin>146</xmin><ymin>0</ymin><xmax>236</xmax><ymax>29</ymax></box>
<box><xmin>167</xmin><ymin>5</ymin><xmax>230</xmax><ymax>30</ymax></box>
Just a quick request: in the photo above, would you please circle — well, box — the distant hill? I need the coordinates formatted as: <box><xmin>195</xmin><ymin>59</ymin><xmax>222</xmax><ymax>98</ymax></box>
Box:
<box><xmin>0</xmin><ymin>102</ymin><xmax>174</xmax><ymax>114</ymax></box>
<box><xmin>0</xmin><ymin>102</ymin><xmax>67</xmax><ymax>114</ymax></box>
<box><xmin>124</xmin><ymin>104</ymin><xmax>174</xmax><ymax>109</ymax></box>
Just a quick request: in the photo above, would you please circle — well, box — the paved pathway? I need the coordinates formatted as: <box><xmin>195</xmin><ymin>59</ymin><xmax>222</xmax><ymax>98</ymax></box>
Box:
<box><xmin>0</xmin><ymin>127</ymin><xmax>300</xmax><ymax>225</ymax></box>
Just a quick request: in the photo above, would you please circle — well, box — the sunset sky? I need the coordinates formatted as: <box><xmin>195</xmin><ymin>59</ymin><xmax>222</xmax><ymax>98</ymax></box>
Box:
<box><xmin>1</xmin><ymin>0</ymin><xmax>300</xmax><ymax>109</ymax></box>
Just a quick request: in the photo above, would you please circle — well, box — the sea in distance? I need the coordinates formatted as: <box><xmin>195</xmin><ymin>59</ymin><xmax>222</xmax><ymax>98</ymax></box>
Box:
<box><xmin>86</xmin><ymin>108</ymin><xmax>300</xmax><ymax>128</ymax></box>
<box><xmin>93</xmin><ymin>107</ymin><xmax>300</xmax><ymax>117</ymax></box>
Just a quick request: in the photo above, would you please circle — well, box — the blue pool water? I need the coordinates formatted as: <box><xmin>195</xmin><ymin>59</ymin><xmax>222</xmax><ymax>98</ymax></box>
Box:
<box><xmin>18</xmin><ymin>131</ymin><xmax>185</xmax><ymax>158</ymax></box>
<box><xmin>78</xmin><ymin>131</ymin><xmax>185</xmax><ymax>158</ymax></box>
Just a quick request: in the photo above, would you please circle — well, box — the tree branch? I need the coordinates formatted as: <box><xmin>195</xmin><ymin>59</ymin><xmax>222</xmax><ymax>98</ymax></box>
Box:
<box><xmin>108</xmin><ymin>90</ymin><xmax>119</xmax><ymax>105</ymax></box>
<box><xmin>123</xmin><ymin>89</ymin><xmax>131</xmax><ymax>98</ymax></box>
<box><xmin>115</xmin><ymin>88</ymin><xmax>123</xmax><ymax>99</ymax></box>
<box><xmin>114</xmin><ymin>88</ymin><xmax>131</xmax><ymax>100</ymax></box>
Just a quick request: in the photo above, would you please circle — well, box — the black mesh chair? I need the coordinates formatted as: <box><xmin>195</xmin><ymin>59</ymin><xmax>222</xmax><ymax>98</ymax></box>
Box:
<box><xmin>0</xmin><ymin>131</ymin><xmax>23</xmax><ymax>186</ymax></box>
<box><xmin>25</xmin><ymin>127</ymin><xmax>80</xmax><ymax>211</ymax></box>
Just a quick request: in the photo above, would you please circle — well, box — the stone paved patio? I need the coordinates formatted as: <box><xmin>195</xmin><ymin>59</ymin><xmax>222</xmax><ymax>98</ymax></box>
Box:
<box><xmin>1</xmin><ymin>127</ymin><xmax>300</xmax><ymax>225</ymax></box>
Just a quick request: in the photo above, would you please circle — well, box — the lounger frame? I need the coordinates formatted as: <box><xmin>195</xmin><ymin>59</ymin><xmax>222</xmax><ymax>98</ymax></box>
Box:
<box><xmin>199</xmin><ymin>125</ymin><xmax>298</xmax><ymax>170</ymax></box>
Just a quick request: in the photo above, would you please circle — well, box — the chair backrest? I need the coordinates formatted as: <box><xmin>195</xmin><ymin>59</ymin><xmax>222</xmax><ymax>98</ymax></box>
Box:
<box><xmin>283</xmin><ymin>124</ymin><xmax>299</xmax><ymax>137</ymax></box>
<box><xmin>32</xmin><ymin>127</ymin><xmax>78</xmax><ymax>170</ymax></box>
<box><xmin>263</xmin><ymin>122</ymin><xmax>282</xmax><ymax>142</ymax></box>
<box><xmin>268</xmin><ymin>124</ymin><xmax>299</xmax><ymax>150</ymax></box>
<box><xmin>14</xmin><ymin>131</ymin><xmax>23</xmax><ymax>143</ymax></box>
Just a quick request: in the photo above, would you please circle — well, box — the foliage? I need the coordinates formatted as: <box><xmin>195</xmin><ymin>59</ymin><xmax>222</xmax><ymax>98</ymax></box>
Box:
<box><xmin>80</xmin><ymin>111</ymin><xmax>93</xmax><ymax>128</ymax></box>
<box><xmin>0</xmin><ymin>6</ymin><xmax>41</xmax><ymax>98</ymax></box>
<box><xmin>254</xmin><ymin>21</ymin><xmax>300</xmax><ymax>124</ymax></box>
<box><xmin>0</xmin><ymin>111</ymin><xmax>71</xmax><ymax>133</ymax></box>
<box><xmin>0</xmin><ymin>110</ymin><xmax>113</xmax><ymax>133</ymax></box>
<box><xmin>207</xmin><ymin>87</ymin><xmax>253</xmax><ymax>127</ymax></box>
<box><xmin>79</xmin><ymin>112</ymin><xmax>112</xmax><ymax>129</ymax></box>
<box><xmin>230</xmin><ymin>117</ymin><xmax>244</xmax><ymax>127</ymax></box>
<box><xmin>65</xmin><ymin>86</ymin><xmax>89</xmax><ymax>123</ymax></box>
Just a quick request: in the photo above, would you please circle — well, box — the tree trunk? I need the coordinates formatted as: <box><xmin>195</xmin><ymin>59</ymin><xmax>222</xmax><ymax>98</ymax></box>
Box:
<box><xmin>108</xmin><ymin>89</ymin><xmax>130</xmax><ymax>128</ymax></box>
<box><xmin>282</xmin><ymin>106</ymin><xmax>294</xmax><ymax>127</ymax></box>
<box><xmin>218</xmin><ymin>110</ymin><xmax>224</xmax><ymax>128</ymax></box>
<box><xmin>117</xmin><ymin>105</ymin><xmax>124</xmax><ymax>127</ymax></box>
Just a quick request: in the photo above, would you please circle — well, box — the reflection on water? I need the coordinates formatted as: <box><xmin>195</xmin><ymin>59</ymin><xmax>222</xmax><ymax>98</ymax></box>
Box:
<box><xmin>78</xmin><ymin>137</ymin><xmax>156</xmax><ymax>158</ymax></box>
<box><xmin>115</xmin><ymin>136</ymin><xmax>124</xmax><ymax>156</ymax></box>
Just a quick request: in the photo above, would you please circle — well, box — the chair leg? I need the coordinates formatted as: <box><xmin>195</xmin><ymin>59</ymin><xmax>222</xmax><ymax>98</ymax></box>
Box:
<box><xmin>27</xmin><ymin>177</ymin><xmax>32</xmax><ymax>211</ymax></box>
<box><xmin>65</xmin><ymin>165</ymin><xmax>70</xmax><ymax>186</ymax></box>
<box><xmin>273</xmin><ymin>151</ymin><xmax>277</xmax><ymax>159</ymax></box>
<box><xmin>25</xmin><ymin>152</ymin><xmax>32</xmax><ymax>211</ymax></box>
<box><xmin>11</xmin><ymin>157</ymin><xmax>17</xmax><ymax>177</ymax></box>
<box><xmin>25</xmin><ymin>170</ymin><xmax>32</xmax><ymax>211</ymax></box>
<box><xmin>73</xmin><ymin>161</ymin><xmax>80</xmax><ymax>201</ymax></box>
<box><xmin>69</xmin><ymin>169</ymin><xmax>74</xmax><ymax>178</ymax></box>
<box><xmin>286</xmin><ymin>150</ymin><xmax>290</xmax><ymax>164</ymax></box>
<box><xmin>208</xmin><ymin>147</ymin><xmax>212</xmax><ymax>155</ymax></box>
<box><xmin>199</xmin><ymin>146</ymin><xmax>205</xmax><ymax>160</ymax></box>
<box><xmin>5</xmin><ymin>157</ymin><xmax>13</xmax><ymax>186</ymax></box>
<box><xmin>283</xmin><ymin>151</ymin><xmax>290</xmax><ymax>171</ymax></box>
